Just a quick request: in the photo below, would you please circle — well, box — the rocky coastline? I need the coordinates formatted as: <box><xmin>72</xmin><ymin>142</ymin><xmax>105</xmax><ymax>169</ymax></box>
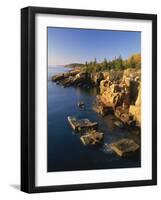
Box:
<box><xmin>52</xmin><ymin>67</ymin><xmax>141</xmax><ymax>129</ymax></box>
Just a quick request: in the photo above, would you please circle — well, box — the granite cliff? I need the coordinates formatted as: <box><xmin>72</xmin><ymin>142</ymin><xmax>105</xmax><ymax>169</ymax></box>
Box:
<box><xmin>52</xmin><ymin>68</ymin><xmax>141</xmax><ymax>127</ymax></box>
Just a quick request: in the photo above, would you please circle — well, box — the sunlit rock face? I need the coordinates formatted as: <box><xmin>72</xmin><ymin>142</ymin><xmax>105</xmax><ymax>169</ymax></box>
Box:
<box><xmin>52</xmin><ymin>67</ymin><xmax>141</xmax><ymax>127</ymax></box>
<box><xmin>129</xmin><ymin>85</ymin><xmax>141</xmax><ymax>127</ymax></box>
<box><xmin>96</xmin><ymin>69</ymin><xmax>141</xmax><ymax>127</ymax></box>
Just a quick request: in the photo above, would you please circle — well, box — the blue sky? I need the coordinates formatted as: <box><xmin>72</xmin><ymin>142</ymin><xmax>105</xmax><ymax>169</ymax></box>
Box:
<box><xmin>48</xmin><ymin>27</ymin><xmax>141</xmax><ymax>66</ymax></box>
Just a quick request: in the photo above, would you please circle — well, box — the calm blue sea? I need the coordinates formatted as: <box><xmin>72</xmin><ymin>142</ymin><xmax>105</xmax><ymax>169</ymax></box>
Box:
<box><xmin>47</xmin><ymin>66</ymin><xmax>140</xmax><ymax>172</ymax></box>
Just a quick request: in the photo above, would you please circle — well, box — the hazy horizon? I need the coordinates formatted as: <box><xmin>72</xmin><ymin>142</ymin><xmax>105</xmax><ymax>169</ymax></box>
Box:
<box><xmin>48</xmin><ymin>27</ymin><xmax>141</xmax><ymax>66</ymax></box>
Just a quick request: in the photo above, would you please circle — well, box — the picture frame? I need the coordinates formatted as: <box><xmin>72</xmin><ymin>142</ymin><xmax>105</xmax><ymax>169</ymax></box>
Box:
<box><xmin>21</xmin><ymin>6</ymin><xmax>157</xmax><ymax>193</ymax></box>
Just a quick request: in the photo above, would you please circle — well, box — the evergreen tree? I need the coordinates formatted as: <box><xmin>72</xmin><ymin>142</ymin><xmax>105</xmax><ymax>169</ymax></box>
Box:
<box><xmin>94</xmin><ymin>58</ymin><xmax>97</xmax><ymax>65</ymax></box>
<box><xmin>129</xmin><ymin>56</ymin><xmax>136</xmax><ymax>68</ymax></box>
<box><xmin>114</xmin><ymin>56</ymin><xmax>123</xmax><ymax>70</ymax></box>
<box><xmin>102</xmin><ymin>58</ymin><xmax>108</xmax><ymax>70</ymax></box>
<box><xmin>85</xmin><ymin>61</ymin><xmax>88</xmax><ymax>67</ymax></box>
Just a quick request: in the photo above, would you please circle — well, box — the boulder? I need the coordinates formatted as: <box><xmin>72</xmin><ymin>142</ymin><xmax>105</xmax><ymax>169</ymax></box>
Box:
<box><xmin>93</xmin><ymin>103</ymin><xmax>112</xmax><ymax>116</ymax></box>
<box><xmin>100</xmin><ymin>90</ymin><xmax>123</xmax><ymax>108</ymax></box>
<box><xmin>129</xmin><ymin>105</ymin><xmax>141</xmax><ymax>127</ymax></box>
<box><xmin>114</xmin><ymin>121</ymin><xmax>124</xmax><ymax>128</ymax></box>
<box><xmin>67</xmin><ymin>116</ymin><xmax>98</xmax><ymax>132</ymax></box>
<box><xmin>94</xmin><ymin>68</ymin><xmax>141</xmax><ymax>128</ymax></box>
<box><xmin>110</xmin><ymin>138</ymin><xmax>140</xmax><ymax>157</ymax></box>
<box><xmin>52</xmin><ymin>73</ymin><xmax>65</xmax><ymax>82</ymax></box>
<box><xmin>123</xmin><ymin>68</ymin><xmax>141</xmax><ymax>81</ymax></box>
<box><xmin>80</xmin><ymin>130</ymin><xmax>104</xmax><ymax>145</ymax></box>
<box><xmin>100</xmin><ymin>79</ymin><xmax>112</xmax><ymax>94</ymax></box>
<box><xmin>110</xmin><ymin>84</ymin><xmax>122</xmax><ymax>93</ymax></box>
<box><xmin>109</xmin><ymin>70</ymin><xmax>123</xmax><ymax>82</ymax></box>
<box><xmin>115</xmin><ymin>106</ymin><xmax>134</xmax><ymax>124</ymax></box>
<box><xmin>77</xmin><ymin>101</ymin><xmax>85</xmax><ymax>108</ymax></box>
<box><xmin>90</xmin><ymin>72</ymin><xmax>104</xmax><ymax>86</ymax></box>
<box><xmin>52</xmin><ymin>69</ymin><xmax>86</xmax><ymax>87</ymax></box>
<box><xmin>129</xmin><ymin>86</ymin><xmax>141</xmax><ymax>127</ymax></box>
<box><xmin>124</xmin><ymin>77</ymin><xmax>131</xmax><ymax>87</ymax></box>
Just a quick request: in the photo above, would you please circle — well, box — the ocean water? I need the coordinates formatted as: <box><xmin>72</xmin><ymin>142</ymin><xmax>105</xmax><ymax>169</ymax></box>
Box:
<box><xmin>47</xmin><ymin>66</ymin><xmax>140</xmax><ymax>172</ymax></box>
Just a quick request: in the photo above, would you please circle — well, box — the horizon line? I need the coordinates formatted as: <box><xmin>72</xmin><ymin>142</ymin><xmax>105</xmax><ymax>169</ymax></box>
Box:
<box><xmin>48</xmin><ymin>52</ymin><xmax>141</xmax><ymax>66</ymax></box>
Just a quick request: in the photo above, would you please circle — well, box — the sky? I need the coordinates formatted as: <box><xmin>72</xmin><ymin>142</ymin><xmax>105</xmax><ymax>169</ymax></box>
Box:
<box><xmin>48</xmin><ymin>27</ymin><xmax>141</xmax><ymax>66</ymax></box>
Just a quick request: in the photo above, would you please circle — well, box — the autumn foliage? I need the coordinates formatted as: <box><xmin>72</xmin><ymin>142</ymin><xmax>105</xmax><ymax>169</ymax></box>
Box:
<box><xmin>82</xmin><ymin>53</ymin><xmax>141</xmax><ymax>73</ymax></box>
<box><xmin>127</xmin><ymin>53</ymin><xmax>141</xmax><ymax>69</ymax></box>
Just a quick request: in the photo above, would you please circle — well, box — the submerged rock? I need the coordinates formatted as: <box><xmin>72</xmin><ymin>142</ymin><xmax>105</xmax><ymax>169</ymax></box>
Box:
<box><xmin>77</xmin><ymin>101</ymin><xmax>85</xmax><ymax>108</ymax></box>
<box><xmin>67</xmin><ymin>116</ymin><xmax>98</xmax><ymax>132</ymax></box>
<box><xmin>109</xmin><ymin>138</ymin><xmax>139</xmax><ymax>157</ymax></box>
<box><xmin>114</xmin><ymin>121</ymin><xmax>124</xmax><ymax>128</ymax></box>
<box><xmin>80</xmin><ymin>130</ymin><xmax>104</xmax><ymax>145</ymax></box>
<box><xmin>103</xmin><ymin>143</ymin><xmax>113</xmax><ymax>153</ymax></box>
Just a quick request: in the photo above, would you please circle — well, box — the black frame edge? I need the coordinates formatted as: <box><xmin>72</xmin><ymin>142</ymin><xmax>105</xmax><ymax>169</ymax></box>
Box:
<box><xmin>21</xmin><ymin>6</ymin><xmax>157</xmax><ymax>193</ymax></box>
<box><xmin>152</xmin><ymin>14</ymin><xmax>157</xmax><ymax>185</ymax></box>
<box><xmin>32</xmin><ymin>180</ymin><xmax>155</xmax><ymax>193</ymax></box>
<box><xmin>24</xmin><ymin>6</ymin><xmax>157</xmax><ymax>20</ymax></box>
<box><xmin>21</xmin><ymin>7</ymin><xmax>30</xmax><ymax>193</ymax></box>
<box><xmin>21</xmin><ymin>7</ymin><xmax>35</xmax><ymax>193</ymax></box>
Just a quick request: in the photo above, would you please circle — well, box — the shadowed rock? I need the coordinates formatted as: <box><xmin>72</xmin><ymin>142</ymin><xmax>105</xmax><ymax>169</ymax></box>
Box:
<box><xmin>110</xmin><ymin>138</ymin><xmax>139</xmax><ymax>157</ymax></box>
